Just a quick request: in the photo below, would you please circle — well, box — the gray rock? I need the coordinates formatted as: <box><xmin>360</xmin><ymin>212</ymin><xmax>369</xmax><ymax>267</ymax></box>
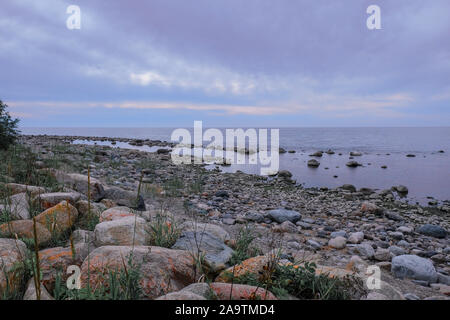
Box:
<box><xmin>180</xmin><ymin>283</ymin><xmax>216</xmax><ymax>299</ymax></box>
<box><xmin>307</xmin><ymin>159</ymin><xmax>320</xmax><ymax>167</ymax></box>
<box><xmin>267</xmin><ymin>208</ymin><xmax>301</xmax><ymax>223</ymax></box>
<box><xmin>348</xmin><ymin>232</ymin><xmax>364</xmax><ymax>244</ymax></box>
<box><xmin>0</xmin><ymin>192</ymin><xmax>30</xmax><ymax>220</ymax></box>
<box><xmin>307</xmin><ymin>239</ymin><xmax>322</xmax><ymax>250</ymax></box>
<box><xmin>389</xmin><ymin>245</ymin><xmax>406</xmax><ymax>256</ymax></box>
<box><xmin>355</xmin><ymin>243</ymin><xmax>375</xmax><ymax>259</ymax></box>
<box><xmin>328</xmin><ymin>236</ymin><xmax>347</xmax><ymax>249</ymax></box>
<box><xmin>23</xmin><ymin>277</ymin><xmax>54</xmax><ymax>300</ymax></box>
<box><xmin>404</xmin><ymin>293</ymin><xmax>420</xmax><ymax>300</ymax></box>
<box><xmin>391</xmin><ymin>255</ymin><xmax>438</xmax><ymax>283</ymax></box>
<box><xmin>244</xmin><ymin>211</ymin><xmax>264</xmax><ymax>223</ymax></box>
<box><xmin>417</xmin><ymin>224</ymin><xmax>447</xmax><ymax>239</ymax></box>
<box><xmin>278</xmin><ymin>170</ymin><xmax>293</xmax><ymax>178</ymax></box>
<box><xmin>374</xmin><ymin>248</ymin><xmax>391</xmax><ymax>261</ymax></box>
<box><xmin>94</xmin><ymin>216</ymin><xmax>149</xmax><ymax>246</ymax></box>
<box><xmin>330</xmin><ymin>231</ymin><xmax>347</xmax><ymax>238</ymax></box>
<box><xmin>172</xmin><ymin>231</ymin><xmax>234</xmax><ymax>273</ymax></box>
<box><xmin>181</xmin><ymin>222</ymin><xmax>230</xmax><ymax>242</ymax></box>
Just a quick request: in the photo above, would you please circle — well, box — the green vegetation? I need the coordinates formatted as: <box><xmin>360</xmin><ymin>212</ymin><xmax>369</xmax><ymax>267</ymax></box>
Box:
<box><xmin>222</xmin><ymin>261</ymin><xmax>364</xmax><ymax>300</ymax></box>
<box><xmin>0</xmin><ymin>100</ymin><xmax>19</xmax><ymax>151</ymax></box>
<box><xmin>229</xmin><ymin>225</ymin><xmax>261</xmax><ymax>265</ymax></box>
<box><xmin>53</xmin><ymin>253</ymin><xmax>144</xmax><ymax>300</ymax></box>
<box><xmin>148</xmin><ymin>213</ymin><xmax>181</xmax><ymax>248</ymax></box>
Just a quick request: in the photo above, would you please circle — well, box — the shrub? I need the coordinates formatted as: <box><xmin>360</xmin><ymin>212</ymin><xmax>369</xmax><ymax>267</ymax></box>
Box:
<box><xmin>0</xmin><ymin>100</ymin><xmax>20</xmax><ymax>151</ymax></box>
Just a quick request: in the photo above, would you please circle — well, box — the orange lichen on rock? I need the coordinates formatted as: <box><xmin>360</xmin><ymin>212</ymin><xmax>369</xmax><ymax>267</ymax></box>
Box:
<box><xmin>34</xmin><ymin>200</ymin><xmax>78</xmax><ymax>234</ymax></box>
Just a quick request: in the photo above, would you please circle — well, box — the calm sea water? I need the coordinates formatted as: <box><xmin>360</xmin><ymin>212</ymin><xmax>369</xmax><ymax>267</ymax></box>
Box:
<box><xmin>21</xmin><ymin>127</ymin><xmax>450</xmax><ymax>204</ymax></box>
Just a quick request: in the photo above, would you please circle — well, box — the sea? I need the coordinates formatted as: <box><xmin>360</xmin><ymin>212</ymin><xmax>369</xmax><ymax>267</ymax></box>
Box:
<box><xmin>20</xmin><ymin>127</ymin><xmax>450</xmax><ymax>205</ymax></box>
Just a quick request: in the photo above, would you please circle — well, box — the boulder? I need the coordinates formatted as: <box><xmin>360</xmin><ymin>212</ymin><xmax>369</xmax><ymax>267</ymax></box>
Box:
<box><xmin>354</xmin><ymin>243</ymin><xmax>375</xmax><ymax>260</ymax></box>
<box><xmin>278</xmin><ymin>170</ymin><xmax>292</xmax><ymax>178</ymax></box>
<box><xmin>391</xmin><ymin>255</ymin><xmax>438</xmax><ymax>283</ymax></box>
<box><xmin>99</xmin><ymin>206</ymin><xmax>135</xmax><ymax>222</ymax></box>
<box><xmin>23</xmin><ymin>277</ymin><xmax>54</xmax><ymax>300</ymax></box>
<box><xmin>50</xmin><ymin>170</ymin><xmax>105</xmax><ymax>201</ymax></box>
<box><xmin>38</xmin><ymin>246</ymin><xmax>85</xmax><ymax>292</ymax></box>
<box><xmin>172</xmin><ymin>231</ymin><xmax>234</xmax><ymax>273</ymax></box>
<box><xmin>307</xmin><ymin>159</ymin><xmax>320</xmax><ymax>167</ymax></box>
<box><xmin>35</xmin><ymin>201</ymin><xmax>78</xmax><ymax>235</ymax></box>
<box><xmin>216</xmin><ymin>256</ymin><xmax>268</xmax><ymax>283</ymax></box>
<box><xmin>0</xmin><ymin>220</ymin><xmax>51</xmax><ymax>245</ymax></box>
<box><xmin>156</xmin><ymin>291</ymin><xmax>206</xmax><ymax>300</ymax></box>
<box><xmin>360</xmin><ymin>202</ymin><xmax>384</xmax><ymax>216</ymax></box>
<box><xmin>0</xmin><ymin>238</ymin><xmax>28</xmax><ymax>296</ymax></box>
<box><xmin>346</xmin><ymin>161</ymin><xmax>361</xmax><ymax>167</ymax></box>
<box><xmin>5</xmin><ymin>183</ymin><xmax>46</xmax><ymax>197</ymax></box>
<box><xmin>328</xmin><ymin>236</ymin><xmax>347</xmax><ymax>249</ymax></box>
<box><xmin>267</xmin><ymin>208</ymin><xmax>301</xmax><ymax>224</ymax></box>
<box><xmin>94</xmin><ymin>216</ymin><xmax>149</xmax><ymax>246</ymax></box>
<box><xmin>374</xmin><ymin>248</ymin><xmax>391</xmax><ymax>262</ymax></box>
<box><xmin>80</xmin><ymin>246</ymin><xmax>197</xmax><ymax>299</ymax></box>
<box><xmin>417</xmin><ymin>224</ymin><xmax>447</xmax><ymax>239</ymax></box>
<box><xmin>75</xmin><ymin>200</ymin><xmax>106</xmax><ymax>217</ymax></box>
<box><xmin>0</xmin><ymin>192</ymin><xmax>30</xmax><ymax>220</ymax></box>
<box><xmin>180</xmin><ymin>222</ymin><xmax>230</xmax><ymax>242</ymax></box>
<box><xmin>209</xmin><ymin>283</ymin><xmax>277</xmax><ymax>300</ymax></box>
<box><xmin>348</xmin><ymin>232</ymin><xmax>364</xmax><ymax>244</ymax></box>
<box><xmin>103</xmin><ymin>186</ymin><xmax>145</xmax><ymax>210</ymax></box>
<box><xmin>33</xmin><ymin>192</ymin><xmax>81</xmax><ymax>210</ymax></box>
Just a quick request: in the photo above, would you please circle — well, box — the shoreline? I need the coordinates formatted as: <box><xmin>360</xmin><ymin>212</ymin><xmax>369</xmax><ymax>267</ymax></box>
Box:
<box><xmin>21</xmin><ymin>134</ymin><xmax>450</xmax><ymax>206</ymax></box>
<box><xmin>0</xmin><ymin>134</ymin><xmax>448</xmax><ymax>300</ymax></box>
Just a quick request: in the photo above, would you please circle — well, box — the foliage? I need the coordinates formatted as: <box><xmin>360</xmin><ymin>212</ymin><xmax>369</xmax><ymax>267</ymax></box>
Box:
<box><xmin>0</xmin><ymin>100</ymin><xmax>19</xmax><ymax>151</ymax></box>
<box><xmin>225</xmin><ymin>262</ymin><xmax>362</xmax><ymax>300</ymax></box>
<box><xmin>148</xmin><ymin>213</ymin><xmax>181</xmax><ymax>248</ymax></box>
<box><xmin>229</xmin><ymin>225</ymin><xmax>261</xmax><ymax>265</ymax></box>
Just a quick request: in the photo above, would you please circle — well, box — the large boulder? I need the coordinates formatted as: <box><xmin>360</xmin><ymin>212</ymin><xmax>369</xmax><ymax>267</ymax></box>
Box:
<box><xmin>4</xmin><ymin>183</ymin><xmax>46</xmax><ymax>197</ymax></box>
<box><xmin>180</xmin><ymin>222</ymin><xmax>230</xmax><ymax>242</ymax></box>
<box><xmin>216</xmin><ymin>256</ymin><xmax>268</xmax><ymax>282</ymax></box>
<box><xmin>34</xmin><ymin>201</ymin><xmax>78</xmax><ymax>235</ymax></box>
<box><xmin>0</xmin><ymin>238</ymin><xmax>28</xmax><ymax>296</ymax></box>
<box><xmin>267</xmin><ymin>208</ymin><xmax>301</xmax><ymax>224</ymax></box>
<box><xmin>0</xmin><ymin>220</ymin><xmax>51</xmax><ymax>245</ymax></box>
<box><xmin>209</xmin><ymin>283</ymin><xmax>277</xmax><ymax>300</ymax></box>
<box><xmin>23</xmin><ymin>277</ymin><xmax>54</xmax><ymax>300</ymax></box>
<box><xmin>391</xmin><ymin>255</ymin><xmax>438</xmax><ymax>283</ymax></box>
<box><xmin>75</xmin><ymin>200</ymin><xmax>106</xmax><ymax>217</ymax></box>
<box><xmin>80</xmin><ymin>246</ymin><xmax>197</xmax><ymax>299</ymax></box>
<box><xmin>0</xmin><ymin>192</ymin><xmax>30</xmax><ymax>220</ymax></box>
<box><xmin>99</xmin><ymin>206</ymin><xmax>135</xmax><ymax>222</ymax></box>
<box><xmin>417</xmin><ymin>224</ymin><xmax>447</xmax><ymax>239</ymax></box>
<box><xmin>94</xmin><ymin>216</ymin><xmax>149</xmax><ymax>246</ymax></box>
<box><xmin>172</xmin><ymin>231</ymin><xmax>234</xmax><ymax>273</ymax></box>
<box><xmin>50</xmin><ymin>170</ymin><xmax>105</xmax><ymax>201</ymax></box>
<box><xmin>33</xmin><ymin>192</ymin><xmax>81</xmax><ymax>210</ymax></box>
<box><xmin>102</xmin><ymin>186</ymin><xmax>145</xmax><ymax>210</ymax></box>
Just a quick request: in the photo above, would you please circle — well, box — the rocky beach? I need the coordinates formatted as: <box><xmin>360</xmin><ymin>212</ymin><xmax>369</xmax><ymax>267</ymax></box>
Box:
<box><xmin>0</xmin><ymin>134</ymin><xmax>448</xmax><ymax>300</ymax></box>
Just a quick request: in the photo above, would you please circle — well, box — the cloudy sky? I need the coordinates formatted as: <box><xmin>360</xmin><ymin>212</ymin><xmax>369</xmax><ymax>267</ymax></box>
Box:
<box><xmin>1</xmin><ymin>0</ymin><xmax>449</xmax><ymax>127</ymax></box>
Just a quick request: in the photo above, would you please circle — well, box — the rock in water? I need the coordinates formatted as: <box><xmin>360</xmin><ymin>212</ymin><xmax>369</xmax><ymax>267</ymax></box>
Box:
<box><xmin>267</xmin><ymin>208</ymin><xmax>302</xmax><ymax>223</ymax></box>
<box><xmin>391</xmin><ymin>255</ymin><xmax>438</xmax><ymax>283</ymax></box>
<box><xmin>307</xmin><ymin>159</ymin><xmax>320</xmax><ymax>167</ymax></box>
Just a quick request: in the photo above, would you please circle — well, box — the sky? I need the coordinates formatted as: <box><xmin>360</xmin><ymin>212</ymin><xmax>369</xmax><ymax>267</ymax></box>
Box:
<box><xmin>1</xmin><ymin>0</ymin><xmax>449</xmax><ymax>128</ymax></box>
